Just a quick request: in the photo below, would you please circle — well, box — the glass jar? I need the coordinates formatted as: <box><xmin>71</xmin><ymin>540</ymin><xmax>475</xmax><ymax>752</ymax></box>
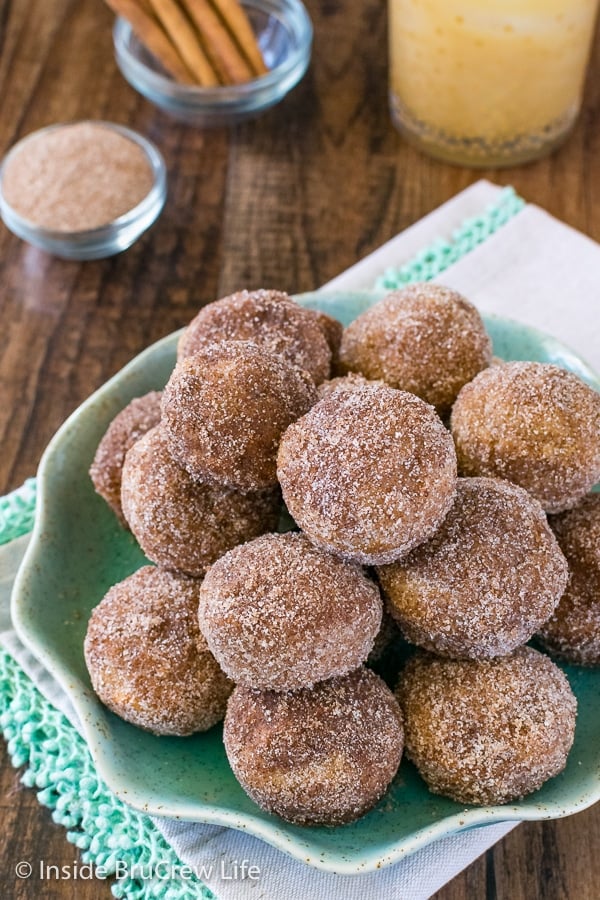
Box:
<box><xmin>388</xmin><ymin>0</ymin><xmax>599</xmax><ymax>167</ymax></box>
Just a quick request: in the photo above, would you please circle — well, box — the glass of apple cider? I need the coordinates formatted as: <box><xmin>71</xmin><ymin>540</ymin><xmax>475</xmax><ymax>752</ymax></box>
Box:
<box><xmin>388</xmin><ymin>0</ymin><xmax>599</xmax><ymax>166</ymax></box>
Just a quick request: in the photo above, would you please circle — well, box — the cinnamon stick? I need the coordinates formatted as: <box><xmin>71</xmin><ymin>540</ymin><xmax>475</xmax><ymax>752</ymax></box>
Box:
<box><xmin>146</xmin><ymin>0</ymin><xmax>220</xmax><ymax>85</ymax></box>
<box><xmin>179</xmin><ymin>0</ymin><xmax>255</xmax><ymax>84</ymax></box>
<box><xmin>208</xmin><ymin>0</ymin><xmax>268</xmax><ymax>76</ymax></box>
<box><xmin>105</xmin><ymin>0</ymin><xmax>195</xmax><ymax>83</ymax></box>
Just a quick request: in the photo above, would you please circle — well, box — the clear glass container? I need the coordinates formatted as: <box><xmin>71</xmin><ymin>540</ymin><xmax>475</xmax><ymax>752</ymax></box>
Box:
<box><xmin>388</xmin><ymin>0</ymin><xmax>600</xmax><ymax>167</ymax></box>
<box><xmin>0</xmin><ymin>122</ymin><xmax>166</xmax><ymax>260</ymax></box>
<box><xmin>113</xmin><ymin>0</ymin><xmax>312</xmax><ymax>126</ymax></box>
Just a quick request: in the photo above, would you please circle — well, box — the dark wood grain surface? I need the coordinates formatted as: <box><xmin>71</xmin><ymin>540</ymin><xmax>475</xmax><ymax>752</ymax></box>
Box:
<box><xmin>1</xmin><ymin>1</ymin><xmax>599</xmax><ymax>897</ymax></box>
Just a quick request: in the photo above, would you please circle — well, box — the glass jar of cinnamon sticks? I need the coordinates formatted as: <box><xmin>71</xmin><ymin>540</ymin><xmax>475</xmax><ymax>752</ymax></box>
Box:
<box><xmin>110</xmin><ymin>0</ymin><xmax>313</xmax><ymax>125</ymax></box>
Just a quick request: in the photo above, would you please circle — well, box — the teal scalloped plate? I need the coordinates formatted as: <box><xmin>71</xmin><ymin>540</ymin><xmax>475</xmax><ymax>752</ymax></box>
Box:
<box><xmin>11</xmin><ymin>292</ymin><xmax>600</xmax><ymax>874</ymax></box>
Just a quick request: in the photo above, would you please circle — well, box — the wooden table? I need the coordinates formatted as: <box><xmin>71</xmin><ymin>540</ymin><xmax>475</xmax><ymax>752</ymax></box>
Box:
<box><xmin>1</xmin><ymin>1</ymin><xmax>599</xmax><ymax>897</ymax></box>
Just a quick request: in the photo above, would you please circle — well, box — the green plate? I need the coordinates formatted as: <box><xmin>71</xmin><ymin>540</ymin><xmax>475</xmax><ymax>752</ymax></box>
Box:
<box><xmin>11</xmin><ymin>291</ymin><xmax>600</xmax><ymax>874</ymax></box>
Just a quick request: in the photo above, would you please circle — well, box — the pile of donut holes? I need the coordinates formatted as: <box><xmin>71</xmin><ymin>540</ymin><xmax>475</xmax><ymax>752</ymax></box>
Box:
<box><xmin>85</xmin><ymin>285</ymin><xmax>600</xmax><ymax>824</ymax></box>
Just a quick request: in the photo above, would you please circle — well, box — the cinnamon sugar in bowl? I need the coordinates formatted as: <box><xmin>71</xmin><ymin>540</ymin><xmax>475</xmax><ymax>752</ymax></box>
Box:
<box><xmin>0</xmin><ymin>121</ymin><xmax>166</xmax><ymax>259</ymax></box>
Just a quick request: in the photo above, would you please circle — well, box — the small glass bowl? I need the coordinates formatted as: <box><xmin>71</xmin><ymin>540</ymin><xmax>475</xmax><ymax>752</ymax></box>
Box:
<box><xmin>0</xmin><ymin>122</ymin><xmax>166</xmax><ymax>261</ymax></box>
<box><xmin>113</xmin><ymin>0</ymin><xmax>313</xmax><ymax>126</ymax></box>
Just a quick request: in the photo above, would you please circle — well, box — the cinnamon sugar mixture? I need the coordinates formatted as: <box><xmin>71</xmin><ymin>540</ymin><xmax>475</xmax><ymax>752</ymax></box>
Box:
<box><xmin>2</xmin><ymin>123</ymin><xmax>154</xmax><ymax>231</ymax></box>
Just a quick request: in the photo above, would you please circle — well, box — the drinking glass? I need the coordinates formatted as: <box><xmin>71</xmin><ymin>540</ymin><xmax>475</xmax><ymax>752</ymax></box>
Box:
<box><xmin>388</xmin><ymin>0</ymin><xmax>599</xmax><ymax>166</ymax></box>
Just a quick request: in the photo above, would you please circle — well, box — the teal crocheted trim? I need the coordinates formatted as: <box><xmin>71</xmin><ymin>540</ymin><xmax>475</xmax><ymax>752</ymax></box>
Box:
<box><xmin>374</xmin><ymin>185</ymin><xmax>525</xmax><ymax>291</ymax></box>
<box><xmin>0</xmin><ymin>478</ymin><xmax>37</xmax><ymax>545</ymax></box>
<box><xmin>0</xmin><ymin>649</ymin><xmax>214</xmax><ymax>900</ymax></box>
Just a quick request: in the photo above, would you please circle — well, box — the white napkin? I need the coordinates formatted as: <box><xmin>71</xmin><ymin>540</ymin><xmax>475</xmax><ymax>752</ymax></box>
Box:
<box><xmin>5</xmin><ymin>178</ymin><xmax>599</xmax><ymax>900</ymax></box>
<box><xmin>326</xmin><ymin>181</ymin><xmax>600</xmax><ymax>373</ymax></box>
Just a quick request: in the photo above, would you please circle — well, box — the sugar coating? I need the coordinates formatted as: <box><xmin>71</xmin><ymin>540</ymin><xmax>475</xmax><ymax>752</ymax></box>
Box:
<box><xmin>339</xmin><ymin>283</ymin><xmax>492</xmax><ymax>417</ymax></box>
<box><xmin>277</xmin><ymin>382</ymin><xmax>457</xmax><ymax>565</ymax></box>
<box><xmin>121</xmin><ymin>425</ymin><xmax>280</xmax><ymax>577</ymax></box>
<box><xmin>224</xmin><ymin>667</ymin><xmax>404</xmax><ymax>825</ymax></box>
<box><xmin>538</xmin><ymin>493</ymin><xmax>600</xmax><ymax>665</ymax></box>
<box><xmin>162</xmin><ymin>340</ymin><xmax>317</xmax><ymax>491</ymax></box>
<box><xmin>84</xmin><ymin>566</ymin><xmax>233</xmax><ymax>736</ymax></box>
<box><xmin>377</xmin><ymin>477</ymin><xmax>568</xmax><ymax>659</ymax></box>
<box><xmin>198</xmin><ymin>532</ymin><xmax>383</xmax><ymax>691</ymax></box>
<box><xmin>89</xmin><ymin>391</ymin><xmax>162</xmax><ymax>525</ymax></box>
<box><xmin>451</xmin><ymin>361</ymin><xmax>600</xmax><ymax>513</ymax></box>
<box><xmin>397</xmin><ymin>647</ymin><xmax>577</xmax><ymax>806</ymax></box>
<box><xmin>177</xmin><ymin>290</ymin><xmax>332</xmax><ymax>385</ymax></box>
<box><xmin>317</xmin><ymin>372</ymin><xmax>372</xmax><ymax>401</ymax></box>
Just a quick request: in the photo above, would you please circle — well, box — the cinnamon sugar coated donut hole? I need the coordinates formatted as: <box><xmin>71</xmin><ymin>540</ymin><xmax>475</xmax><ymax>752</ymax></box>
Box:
<box><xmin>177</xmin><ymin>290</ymin><xmax>332</xmax><ymax>385</ymax></box>
<box><xmin>162</xmin><ymin>340</ymin><xmax>317</xmax><ymax>491</ymax></box>
<box><xmin>84</xmin><ymin>566</ymin><xmax>233</xmax><ymax>736</ymax></box>
<box><xmin>223</xmin><ymin>668</ymin><xmax>404</xmax><ymax>825</ymax></box>
<box><xmin>277</xmin><ymin>382</ymin><xmax>457</xmax><ymax>565</ymax></box>
<box><xmin>89</xmin><ymin>391</ymin><xmax>162</xmax><ymax>525</ymax></box>
<box><xmin>121</xmin><ymin>426</ymin><xmax>280</xmax><ymax>577</ymax></box>
<box><xmin>450</xmin><ymin>362</ymin><xmax>600</xmax><ymax>513</ymax></box>
<box><xmin>397</xmin><ymin>647</ymin><xmax>577</xmax><ymax>805</ymax></box>
<box><xmin>377</xmin><ymin>477</ymin><xmax>568</xmax><ymax>659</ymax></box>
<box><xmin>339</xmin><ymin>284</ymin><xmax>492</xmax><ymax>417</ymax></box>
<box><xmin>198</xmin><ymin>532</ymin><xmax>382</xmax><ymax>691</ymax></box>
<box><xmin>538</xmin><ymin>493</ymin><xmax>600</xmax><ymax>665</ymax></box>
